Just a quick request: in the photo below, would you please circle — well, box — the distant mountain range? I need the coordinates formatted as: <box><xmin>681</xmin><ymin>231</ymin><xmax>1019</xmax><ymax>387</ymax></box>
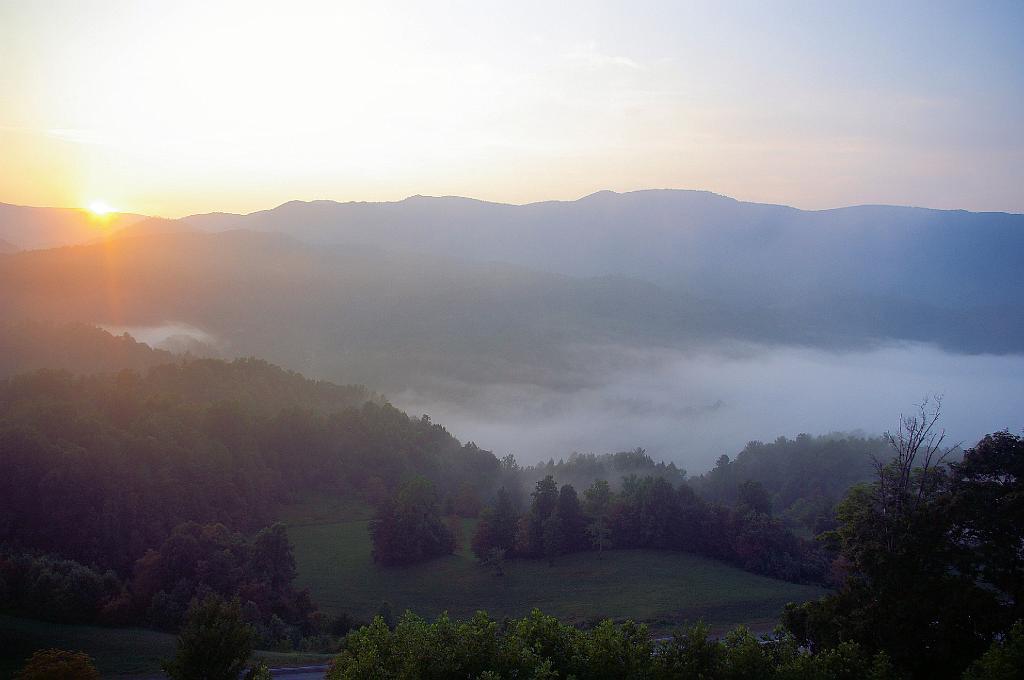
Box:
<box><xmin>0</xmin><ymin>202</ymin><xmax>147</xmax><ymax>250</ymax></box>
<box><xmin>2</xmin><ymin>189</ymin><xmax>1020</xmax><ymax>356</ymax></box>
<box><xmin>2</xmin><ymin>189</ymin><xmax>1022</xmax><ymax>464</ymax></box>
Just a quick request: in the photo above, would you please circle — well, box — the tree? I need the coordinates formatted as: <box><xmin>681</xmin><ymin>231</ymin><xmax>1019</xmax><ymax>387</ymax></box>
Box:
<box><xmin>542</xmin><ymin>510</ymin><xmax>565</xmax><ymax>566</ymax></box>
<box><xmin>963</xmin><ymin>620</ymin><xmax>1024</xmax><ymax>680</ymax></box>
<box><xmin>737</xmin><ymin>480</ymin><xmax>772</xmax><ymax>516</ymax></box>
<box><xmin>951</xmin><ymin>431</ymin><xmax>1024</xmax><ymax>618</ymax></box>
<box><xmin>15</xmin><ymin>649</ymin><xmax>100</xmax><ymax>680</ymax></box>
<box><xmin>586</xmin><ymin>518</ymin><xmax>612</xmax><ymax>557</ymax></box>
<box><xmin>370</xmin><ymin>478</ymin><xmax>455</xmax><ymax>566</ymax></box>
<box><xmin>471</xmin><ymin>487</ymin><xmax>520</xmax><ymax>559</ymax></box>
<box><xmin>162</xmin><ymin>595</ymin><xmax>256</xmax><ymax>680</ymax></box>
<box><xmin>252</xmin><ymin>523</ymin><xmax>296</xmax><ymax>590</ymax></box>
<box><xmin>556</xmin><ymin>484</ymin><xmax>587</xmax><ymax>552</ymax></box>
<box><xmin>525</xmin><ymin>476</ymin><xmax>559</xmax><ymax>556</ymax></box>
<box><xmin>582</xmin><ymin>479</ymin><xmax>613</xmax><ymax>518</ymax></box>
<box><xmin>785</xmin><ymin>404</ymin><xmax>1006</xmax><ymax>678</ymax></box>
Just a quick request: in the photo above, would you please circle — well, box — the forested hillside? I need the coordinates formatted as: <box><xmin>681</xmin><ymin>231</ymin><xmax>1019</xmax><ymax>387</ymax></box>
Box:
<box><xmin>0</xmin><ymin>230</ymin><xmax>702</xmax><ymax>393</ymax></box>
<box><xmin>0</xmin><ymin>321</ymin><xmax>175</xmax><ymax>377</ymax></box>
<box><xmin>0</xmin><ymin>363</ymin><xmax>481</xmax><ymax>574</ymax></box>
<box><xmin>692</xmin><ymin>434</ymin><xmax>889</xmax><ymax>533</ymax></box>
<box><xmin>0</xmin><ymin>325</ymin><xmax>847</xmax><ymax>644</ymax></box>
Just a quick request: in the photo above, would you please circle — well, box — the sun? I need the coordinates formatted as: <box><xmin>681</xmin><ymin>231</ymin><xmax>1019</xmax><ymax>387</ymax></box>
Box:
<box><xmin>87</xmin><ymin>200</ymin><xmax>115</xmax><ymax>217</ymax></box>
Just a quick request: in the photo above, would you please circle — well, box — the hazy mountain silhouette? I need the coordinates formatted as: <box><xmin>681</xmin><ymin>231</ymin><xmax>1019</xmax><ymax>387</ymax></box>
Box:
<box><xmin>0</xmin><ymin>229</ymin><xmax>711</xmax><ymax>391</ymax></box>
<box><xmin>180</xmin><ymin>189</ymin><xmax>1022</xmax><ymax>305</ymax></box>
<box><xmin>3</xmin><ymin>190</ymin><xmax>1021</xmax><ymax>358</ymax></box>
<box><xmin>179</xmin><ymin>189</ymin><xmax>1024</xmax><ymax>355</ymax></box>
<box><xmin>2</xmin><ymin>213</ymin><xmax>1021</xmax><ymax>463</ymax></box>
<box><xmin>0</xmin><ymin>237</ymin><xmax>17</xmax><ymax>254</ymax></box>
<box><xmin>0</xmin><ymin>202</ymin><xmax>147</xmax><ymax>249</ymax></box>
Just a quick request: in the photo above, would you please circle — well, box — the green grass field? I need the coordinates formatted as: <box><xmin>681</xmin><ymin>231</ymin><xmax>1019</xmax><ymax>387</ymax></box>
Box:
<box><xmin>287</xmin><ymin>515</ymin><xmax>828</xmax><ymax>636</ymax></box>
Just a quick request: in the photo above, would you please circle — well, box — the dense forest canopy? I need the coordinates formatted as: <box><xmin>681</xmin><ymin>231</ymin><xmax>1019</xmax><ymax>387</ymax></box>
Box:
<box><xmin>692</xmin><ymin>434</ymin><xmax>890</xmax><ymax>533</ymax></box>
<box><xmin>0</xmin><ymin>321</ymin><xmax>175</xmax><ymax>377</ymax></box>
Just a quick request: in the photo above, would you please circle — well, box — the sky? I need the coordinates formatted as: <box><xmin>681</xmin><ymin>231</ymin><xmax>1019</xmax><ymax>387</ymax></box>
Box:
<box><xmin>1</xmin><ymin>0</ymin><xmax>1022</xmax><ymax>217</ymax></box>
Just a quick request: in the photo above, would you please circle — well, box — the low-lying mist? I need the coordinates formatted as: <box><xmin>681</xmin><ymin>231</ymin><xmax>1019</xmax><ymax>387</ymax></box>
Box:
<box><xmin>390</xmin><ymin>341</ymin><xmax>1024</xmax><ymax>474</ymax></box>
<box><xmin>3</xmin><ymin>228</ymin><xmax>1020</xmax><ymax>476</ymax></box>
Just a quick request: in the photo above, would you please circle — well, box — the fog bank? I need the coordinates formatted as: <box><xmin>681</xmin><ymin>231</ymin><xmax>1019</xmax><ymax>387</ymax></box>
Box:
<box><xmin>391</xmin><ymin>342</ymin><xmax>1024</xmax><ymax>474</ymax></box>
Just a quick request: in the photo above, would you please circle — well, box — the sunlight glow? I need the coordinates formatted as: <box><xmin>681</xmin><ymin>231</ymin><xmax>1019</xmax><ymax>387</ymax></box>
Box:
<box><xmin>0</xmin><ymin>1</ymin><xmax>1021</xmax><ymax>216</ymax></box>
<box><xmin>87</xmin><ymin>200</ymin><xmax>114</xmax><ymax>217</ymax></box>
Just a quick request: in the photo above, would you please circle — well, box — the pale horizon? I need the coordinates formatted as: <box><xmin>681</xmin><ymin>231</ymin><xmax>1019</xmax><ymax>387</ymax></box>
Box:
<box><xmin>5</xmin><ymin>185</ymin><xmax>1024</xmax><ymax>222</ymax></box>
<box><xmin>2</xmin><ymin>0</ymin><xmax>1022</xmax><ymax>218</ymax></box>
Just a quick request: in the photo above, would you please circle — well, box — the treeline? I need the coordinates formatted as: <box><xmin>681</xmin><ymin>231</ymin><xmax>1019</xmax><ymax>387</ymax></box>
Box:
<box><xmin>0</xmin><ymin>346</ymin><xmax>502</xmax><ymax>642</ymax></box>
<box><xmin>520</xmin><ymin>448</ymin><xmax>687</xmax><ymax>494</ymax></box>
<box><xmin>691</xmin><ymin>434</ymin><xmax>890</xmax><ymax>534</ymax></box>
<box><xmin>467</xmin><ymin>474</ymin><xmax>827</xmax><ymax>583</ymax></box>
<box><xmin>0</xmin><ymin>320</ymin><xmax>174</xmax><ymax>377</ymax></box>
<box><xmin>356</xmin><ymin>419</ymin><xmax>1024</xmax><ymax>678</ymax></box>
<box><xmin>783</xmin><ymin>420</ymin><xmax>1024</xmax><ymax>678</ymax></box>
<box><xmin>0</xmin><ymin>523</ymin><xmax>323</xmax><ymax>646</ymax></box>
<box><xmin>0</xmin><ymin>363</ymin><xmax>496</xmax><ymax>574</ymax></box>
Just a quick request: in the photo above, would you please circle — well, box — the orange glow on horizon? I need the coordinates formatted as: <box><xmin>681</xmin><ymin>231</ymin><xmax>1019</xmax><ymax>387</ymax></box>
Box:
<box><xmin>85</xmin><ymin>200</ymin><xmax>118</xmax><ymax>229</ymax></box>
<box><xmin>87</xmin><ymin>200</ymin><xmax>114</xmax><ymax>217</ymax></box>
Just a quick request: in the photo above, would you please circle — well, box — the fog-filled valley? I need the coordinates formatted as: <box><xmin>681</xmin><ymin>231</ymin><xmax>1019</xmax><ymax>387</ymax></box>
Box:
<box><xmin>6</xmin><ymin>2</ymin><xmax>1024</xmax><ymax>675</ymax></box>
<box><xmin>2</xmin><ymin>190</ymin><xmax>1021</xmax><ymax>469</ymax></box>
<box><xmin>390</xmin><ymin>340</ymin><xmax>1024</xmax><ymax>469</ymax></box>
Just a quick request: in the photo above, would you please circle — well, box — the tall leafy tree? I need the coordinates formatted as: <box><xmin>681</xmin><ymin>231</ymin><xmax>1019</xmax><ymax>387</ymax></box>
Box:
<box><xmin>582</xmin><ymin>479</ymin><xmax>613</xmax><ymax>518</ymax></box>
<box><xmin>950</xmin><ymin>431</ymin><xmax>1024</xmax><ymax>619</ymax></box>
<box><xmin>556</xmin><ymin>484</ymin><xmax>587</xmax><ymax>552</ymax></box>
<box><xmin>370</xmin><ymin>478</ymin><xmax>455</xmax><ymax>566</ymax></box>
<box><xmin>542</xmin><ymin>509</ymin><xmax>565</xmax><ymax>565</ymax></box>
<box><xmin>471</xmin><ymin>487</ymin><xmax>520</xmax><ymax>559</ymax></box>
<box><xmin>525</xmin><ymin>476</ymin><xmax>559</xmax><ymax>556</ymax></box>
<box><xmin>785</xmin><ymin>404</ymin><xmax>1007</xmax><ymax>678</ymax></box>
<box><xmin>252</xmin><ymin>523</ymin><xmax>296</xmax><ymax>590</ymax></box>
<box><xmin>162</xmin><ymin>595</ymin><xmax>256</xmax><ymax>680</ymax></box>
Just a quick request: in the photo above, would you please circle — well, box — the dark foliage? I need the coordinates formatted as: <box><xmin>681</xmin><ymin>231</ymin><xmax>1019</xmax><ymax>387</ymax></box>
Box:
<box><xmin>0</xmin><ymin>361</ymin><xmax>495</xmax><ymax>574</ymax></box>
<box><xmin>162</xmin><ymin>595</ymin><xmax>256</xmax><ymax>680</ymax></box>
<box><xmin>370</xmin><ymin>479</ymin><xmax>456</xmax><ymax>566</ymax></box>
<box><xmin>523</xmin><ymin>448</ymin><xmax>686</xmax><ymax>497</ymax></box>
<box><xmin>471</xmin><ymin>487</ymin><xmax>520</xmax><ymax>560</ymax></box>
<box><xmin>692</xmin><ymin>434</ymin><xmax>888</xmax><ymax>534</ymax></box>
<box><xmin>14</xmin><ymin>648</ymin><xmax>101</xmax><ymax>680</ymax></box>
<box><xmin>325</xmin><ymin>609</ymin><xmax>897</xmax><ymax>680</ymax></box>
<box><xmin>131</xmin><ymin>522</ymin><xmax>313</xmax><ymax>632</ymax></box>
<box><xmin>0</xmin><ymin>550</ymin><xmax>120</xmax><ymax>624</ymax></box>
<box><xmin>0</xmin><ymin>320</ymin><xmax>174</xmax><ymax>378</ymax></box>
<box><xmin>950</xmin><ymin>431</ymin><xmax>1024</xmax><ymax>621</ymax></box>
<box><xmin>783</xmin><ymin>408</ymin><xmax>1023</xmax><ymax>679</ymax></box>
<box><xmin>473</xmin><ymin>473</ymin><xmax>827</xmax><ymax>583</ymax></box>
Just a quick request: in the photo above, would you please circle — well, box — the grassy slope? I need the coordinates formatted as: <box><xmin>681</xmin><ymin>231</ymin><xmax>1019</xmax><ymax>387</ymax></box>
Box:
<box><xmin>288</xmin><ymin>513</ymin><xmax>828</xmax><ymax>636</ymax></box>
